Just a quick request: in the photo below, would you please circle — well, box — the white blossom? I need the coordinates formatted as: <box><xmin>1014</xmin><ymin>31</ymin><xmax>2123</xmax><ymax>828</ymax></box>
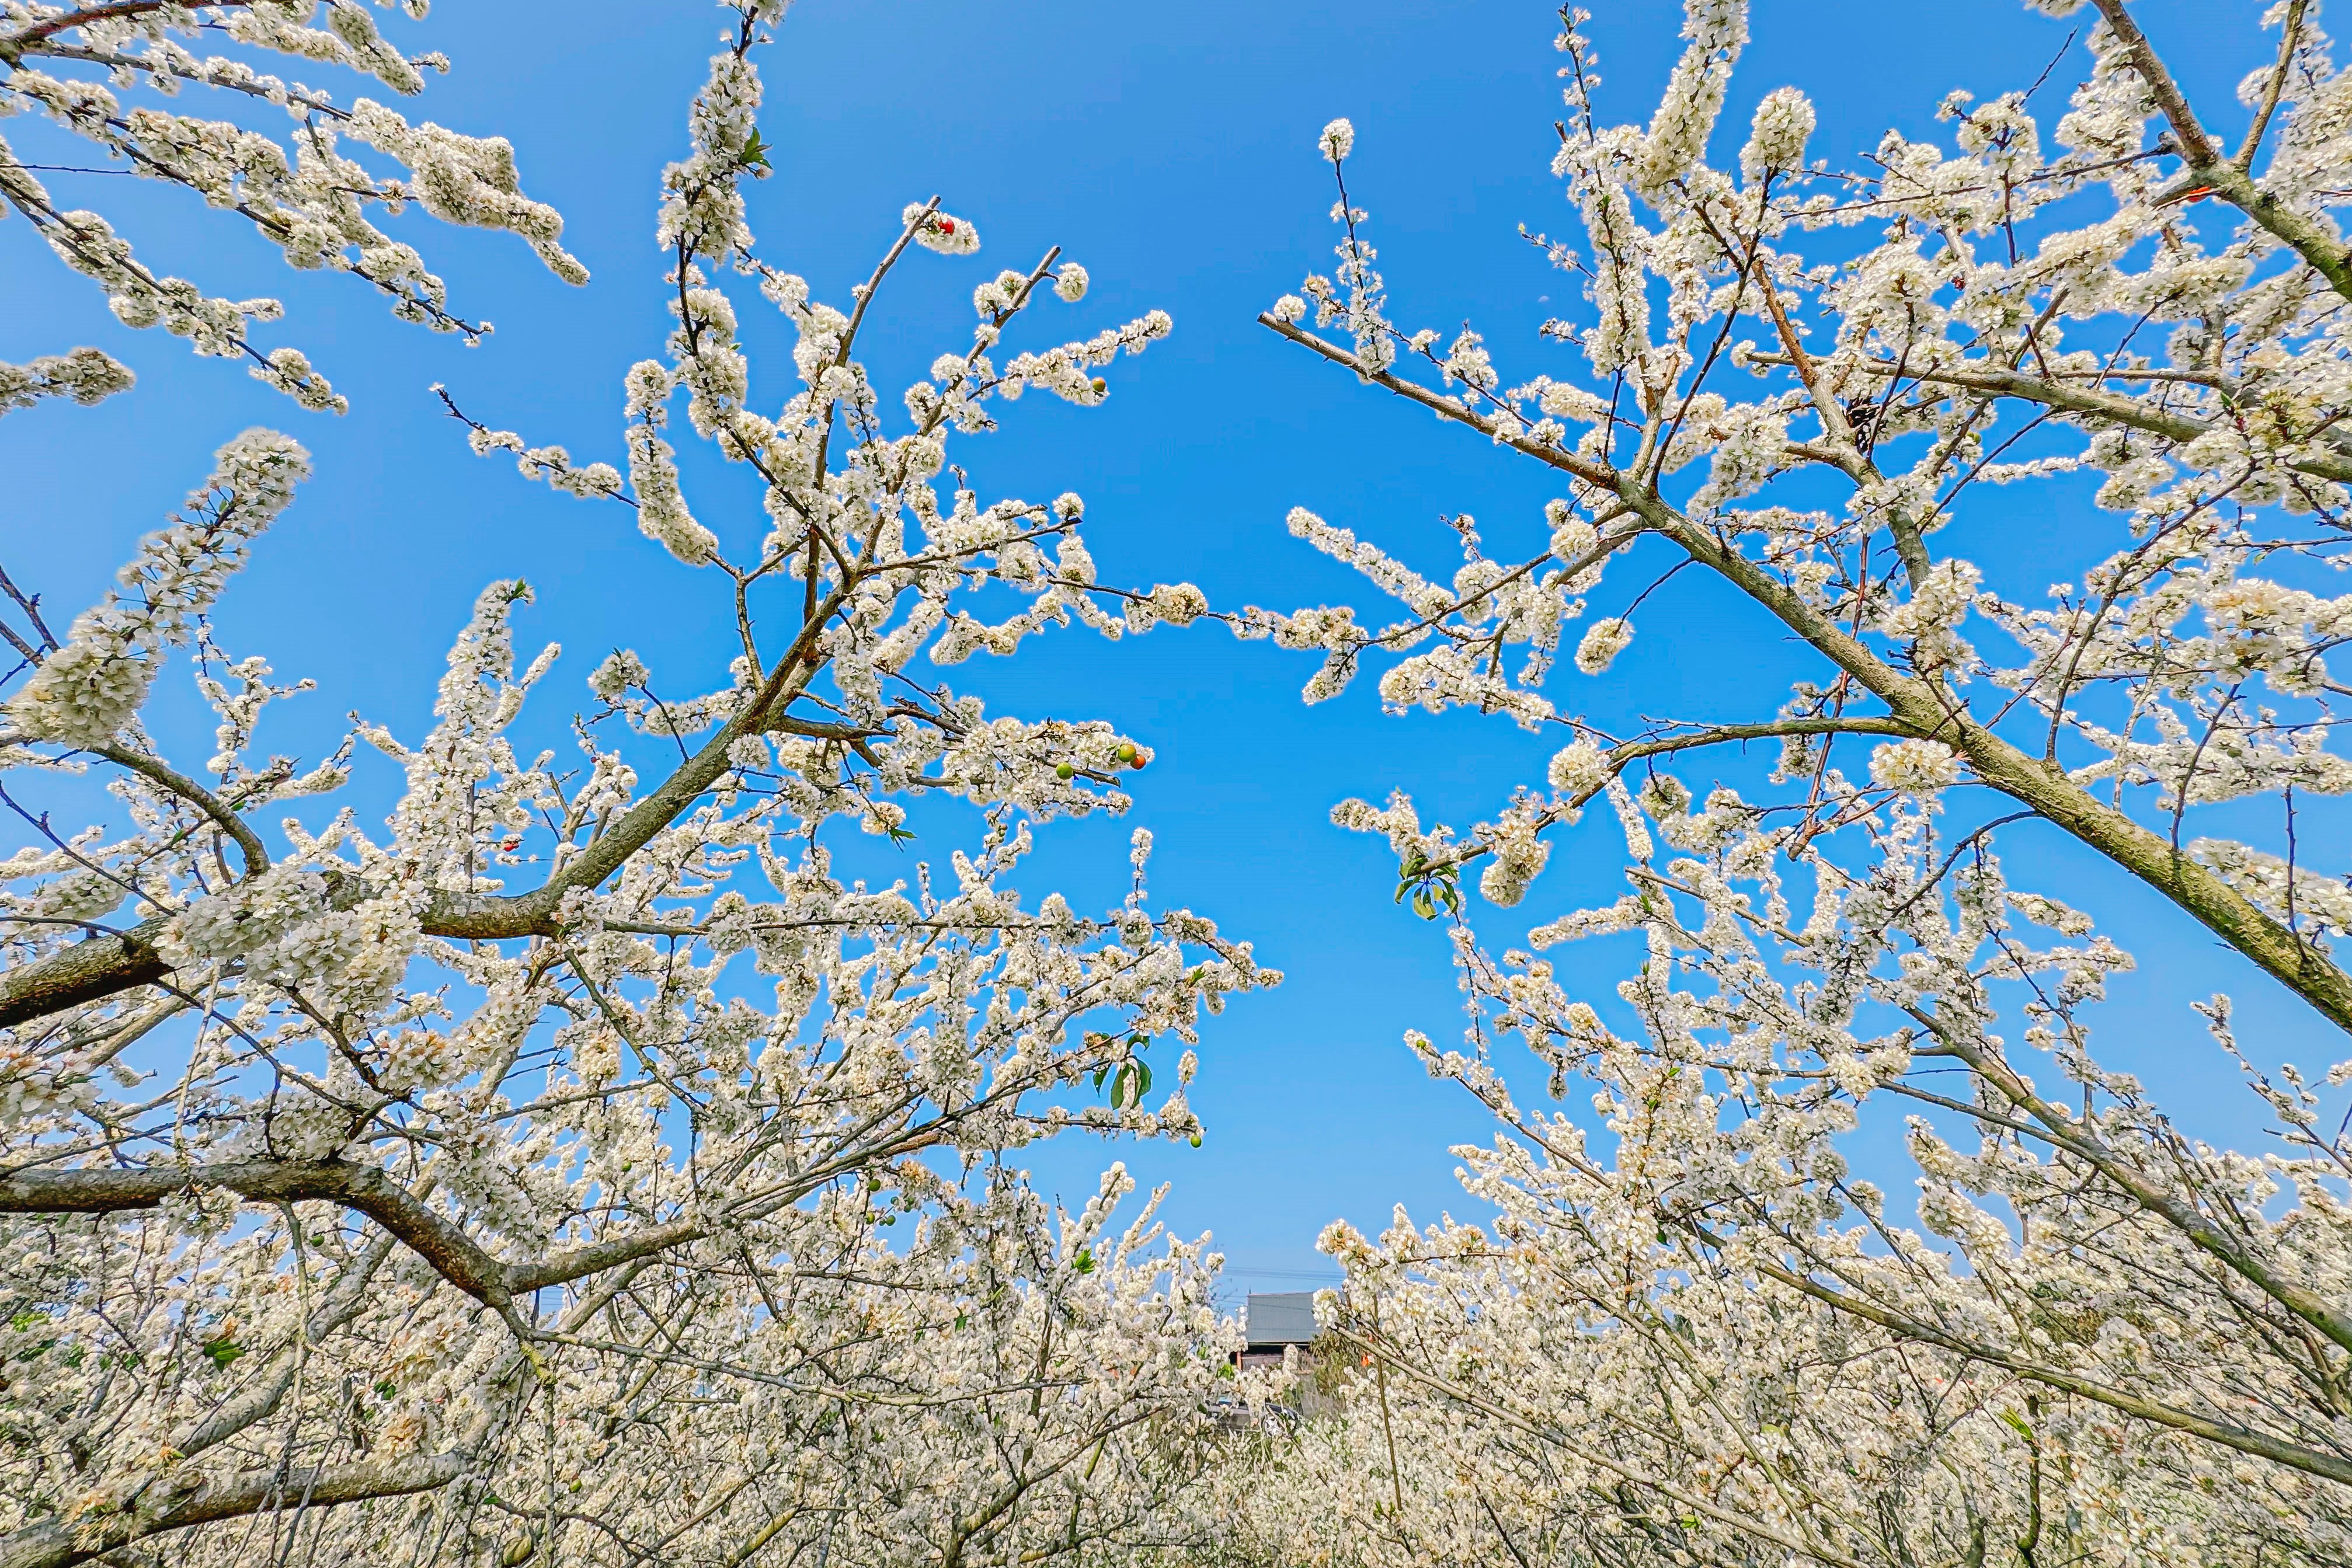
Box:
<box><xmin>2</xmin><ymin>12</ymin><xmax>583</xmax><ymax>406</ymax></box>
<box><xmin>1237</xmin><ymin>4</ymin><xmax>2352</xmax><ymax>1559</ymax></box>
<box><xmin>1739</xmin><ymin>84</ymin><xmax>1815</xmax><ymax>180</ymax></box>
<box><xmin>0</xmin><ymin>15</ymin><xmax>1273</xmax><ymax>1564</ymax></box>
<box><xmin>8</xmin><ymin>429</ymin><xmax>308</xmax><ymax>747</ymax></box>
<box><xmin>1574</xmin><ymin>615</ymin><xmax>1633</xmax><ymax>673</ymax></box>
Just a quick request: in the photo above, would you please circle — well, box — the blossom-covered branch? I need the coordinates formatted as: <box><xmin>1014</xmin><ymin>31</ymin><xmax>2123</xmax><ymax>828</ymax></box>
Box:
<box><xmin>0</xmin><ymin>5</ymin><xmax>1265</xmax><ymax>1562</ymax></box>
<box><xmin>1237</xmin><ymin>1</ymin><xmax>2352</xmax><ymax>1561</ymax></box>
<box><xmin>1</xmin><ymin>0</ymin><xmax>586</xmax><ymax>409</ymax></box>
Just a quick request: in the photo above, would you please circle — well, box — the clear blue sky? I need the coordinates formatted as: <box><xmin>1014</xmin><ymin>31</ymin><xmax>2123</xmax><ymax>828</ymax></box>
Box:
<box><xmin>2</xmin><ymin>0</ymin><xmax>2322</xmax><ymax>1295</ymax></box>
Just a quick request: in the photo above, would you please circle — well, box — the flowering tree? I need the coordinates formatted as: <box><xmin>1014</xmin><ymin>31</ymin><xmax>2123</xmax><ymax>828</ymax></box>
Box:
<box><xmin>0</xmin><ymin>3</ymin><xmax>1273</xmax><ymax>1561</ymax></box>
<box><xmin>1243</xmin><ymin>0</ymin><xmax>2352</xmax><ymax>1561</ymax></box>
<box><xmin>1</xmin><ymin>0</ymin><xmax>588</xmax><ymax>413</ymax></box>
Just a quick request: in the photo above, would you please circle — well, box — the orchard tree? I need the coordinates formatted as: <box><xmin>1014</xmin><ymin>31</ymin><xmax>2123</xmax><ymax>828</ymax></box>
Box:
<box><xmin>1241</xmin><ymin>0</ymin><xmax>2352</xmax><ymax>1562</ymax></box>
<box><xmin>1</xmin><ymin>0</ymin><xmax>589</xmax><ymax>413</ymax></box>
<box><xmin>0</xmin><ymin>2</ymin><xmax>1273</xmax><ymax>1563</ymax></box>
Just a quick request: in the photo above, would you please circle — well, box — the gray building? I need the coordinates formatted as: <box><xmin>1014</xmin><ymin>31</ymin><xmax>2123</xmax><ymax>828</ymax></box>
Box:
<box><xmin>1239</xmin><ymin>1291</ymin><xmax>1318</xmax><ymax>1372</ymax></box>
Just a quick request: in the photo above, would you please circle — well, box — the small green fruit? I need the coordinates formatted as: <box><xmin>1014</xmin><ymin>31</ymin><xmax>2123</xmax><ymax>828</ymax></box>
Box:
<box><xmin>1188</xmin><ymin>1133</ymin><xmax>1203</xmax><ymax>1148</ymax></box>
<box><xmin>1114</xmin><ymin>741</ymin><xmax>1139</xmax><ymax>764</ymax></box>
<box><xmin>1055</xmin><ymin>761</ymin><xmax>1075</xmax><ymax>780</ymax></box>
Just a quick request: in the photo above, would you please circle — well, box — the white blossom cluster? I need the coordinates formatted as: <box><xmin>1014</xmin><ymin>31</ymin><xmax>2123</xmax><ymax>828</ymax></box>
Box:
<box><xmin>0</xmin><ymin>6</ymin><xmax>1274</xmax><ymax>1563</ymax></box>
<box><xmin>1</xmin><ymin>0</ymin><xmax>585</xmax><ymax>409</ymax></box>
<box><xmin>17</xmin><ymin>0</ymin><xmax>2352</xmax><ymax>1557</ymax></box>
<box><xmin>1229</xmin><ymin>0</ymin><xmax>2352</xmax><ymax>1560</ymax></box>
<box><xmin>5</xmin><ymin>427</ymin><xmax>307</xmax><ymax>747</ymax></box>
<box><xmin>0</xmin><ymin>343</ymin><xmax>132</xmax><ymax>414</ymax></box>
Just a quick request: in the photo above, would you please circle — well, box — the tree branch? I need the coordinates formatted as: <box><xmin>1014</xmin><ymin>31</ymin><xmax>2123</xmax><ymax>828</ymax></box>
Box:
<box><xmin>1906</xmin><ymin>1006</ymin><xmax>2352</xmax><ymax>1357</ymax></box>
<box><xmin>1739</xmin><ymin>1250</ymin><xmax>2352</xmax><ymax>1488</ymax></box>
<box><xmin>2235</xmin><ymin>0</ymin><xmax>2311</xmax><ymax>172</ymax></box>
<box><xmin>0</xmin><ymin>1160</ymin><xmax>519</xmax><ymax>1309</ymax></box>
<box><xmin>0</xmin><ymin>578</ymin><xmax>855</xmax><ymax>1030</ymax></box>
<box><xmin>1256</xmin><ymin>315</ymin><xmax>1617</xmax><ymax>489</ymax></box>
<box><xmin>1775</xmin><ymin>353</ymin><xmax>2352</xmax><ymax>483</ymax></box>
<box><xmin>1268</xmin><ymin>316</ymin><xmax>2352</xmax><ymax>1037</ymax></box>
<box><xmin>0</xmin><ymin>1452</ymin><xmax>462</xmax><ymax>1568</ymax></box>
<box><xmin>2092</xmin><ymin>0</ymin><xmax>2352</xmax><ymax>301</ymax></box>
<box><xmin>1600</xmin><ymin>717</ymin><xmax>1918</xmax><ymax>782</ymax></box>
<box><xmin>1747</xmin><ymin>260</ymin><xmax>1932</xmax><ymax>586</ymax></box>
<box><xmin>89</xmin><ymin>743</ymin><xmax>268</xmax><ymax>875</ymax></box>
<box><xmin>0</xmin><ymin>1</ymin><xmax>245</xmax><ymax>54</ymax></box>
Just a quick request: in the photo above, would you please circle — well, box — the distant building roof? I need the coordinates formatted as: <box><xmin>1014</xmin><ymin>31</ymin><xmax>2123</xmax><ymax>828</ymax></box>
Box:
<box><xmin>1244</xmin><ymin>1291</ymin><xmax>1318</xmax><ymax>1348</ymax></box>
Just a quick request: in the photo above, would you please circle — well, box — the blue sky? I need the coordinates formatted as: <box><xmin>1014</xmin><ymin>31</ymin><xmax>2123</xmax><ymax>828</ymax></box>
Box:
<box><xmin>2</xmin><ymin>0</ymin><xmax>2326</xmax><ymax>1297</ymax></box>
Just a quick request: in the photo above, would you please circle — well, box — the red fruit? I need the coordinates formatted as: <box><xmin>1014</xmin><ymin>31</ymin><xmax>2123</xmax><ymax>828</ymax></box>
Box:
<box><xmin>936</xmin><ymin>218</ymin><xmax>955</xmax><ymax>234</ymax></box>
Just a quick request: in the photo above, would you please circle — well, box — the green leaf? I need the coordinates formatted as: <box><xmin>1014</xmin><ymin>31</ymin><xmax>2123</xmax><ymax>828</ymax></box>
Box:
<box><xmin>202</xmin><ymin>1336</ymin><xmax>244</xmax><ymax>1370</ymax></box>
<box><xmin>1135</xmin><ymin>1060</ymin><xmax>1153</xmax><ymax>1097</ymax></box>
<box><xmin>1073</xmin><ymin>1248</ymin><xmax>1095</xmax><ymax>1275</ymax></box>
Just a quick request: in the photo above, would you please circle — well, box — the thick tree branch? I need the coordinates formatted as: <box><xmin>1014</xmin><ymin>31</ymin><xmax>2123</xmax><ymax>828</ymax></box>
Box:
<box><xmin>1627</xmin><ymin>490</ymin><xmax>2352</xmax><ymax>1036</ymax></box>
<box><xmin>1267</xmin><ymin>317</ymin><xmax>2352</xmax><ymax>1037</ymax></box>
<box><xmin>0</xmin><ymin>578</ymin><xmax>855</xmax><ymax>1030</ymax></box>
<box><xmin>0</xmin><ymin>1158</ymin><xmax>754</xmax><ymax>1315</ymax></box>
<box><xmin>0</xmin><ymin>1096</ymin><xmax>979</xmax><ymax>1313</ymax></box>
<box><xmin>2235</xmin><ymin>0</ymin><xmax>2311</xmax><ymax>172</ymax></box>
<box><xmin>2092</xmin><ymin>0</ymin><xmax>2352</xmax><ymax>301</ymax></box>
<box><xmin>0</xmin><ymin>1452</ymin><xmax>462</xmax><ymax>1568</ymax></box>
<box><xmin>0</xmin><ymin>1160</ymin><xmax>518</xmax><ymax>1308</ymax></box>
<box><xmin>0</xmin><ymin>919</ymin><xmax>172</xmax><ymax>1030</ymax></box>
<box><xmin>2087</xmin><ymin>0</ymin><xmax>2217</xmax><ymax>165</ymax></box>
